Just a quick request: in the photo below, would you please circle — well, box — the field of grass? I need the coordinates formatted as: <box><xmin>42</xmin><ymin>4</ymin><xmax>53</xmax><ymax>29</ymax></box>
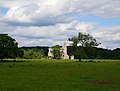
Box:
<box><xmin>0</xmin><ymin>59</ymin><xmax>120</xmax><ymax>91</ymax></box>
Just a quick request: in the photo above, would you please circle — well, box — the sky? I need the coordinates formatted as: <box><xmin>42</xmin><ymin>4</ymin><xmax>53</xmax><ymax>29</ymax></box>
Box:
<box><xmin>0</xmin><ymin>0</ymin><xmax>120</xmax><ymax>49</ymax></box>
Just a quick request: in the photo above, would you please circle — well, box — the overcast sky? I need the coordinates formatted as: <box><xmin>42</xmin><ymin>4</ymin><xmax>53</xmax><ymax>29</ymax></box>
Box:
<box><xmin>0</xmin><ymin>0</ymin><xmax>120</xmax><ymax>49</ymax></box>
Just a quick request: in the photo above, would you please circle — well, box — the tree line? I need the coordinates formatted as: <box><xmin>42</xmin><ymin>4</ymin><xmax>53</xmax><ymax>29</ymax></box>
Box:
<box><xmin>20</xmin><ymin>46</ymin><xmax>120</xmax><ymax>59</ymax></box>
<box><xmin>67</xmin><ymin>46</ymin><xmax>120</xmax><ymax>59</ymax></box>
<box><xmin>0</xmin><ymin>34</ymin><xmax>120</xmax><ymax>61</ymax></box>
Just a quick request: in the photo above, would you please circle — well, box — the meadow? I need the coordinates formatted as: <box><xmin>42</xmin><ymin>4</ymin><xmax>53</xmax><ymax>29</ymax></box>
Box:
<box><xmin>0</xmin><ymin>59</ymin><xmax>120</xmax><ymax>91</ymax></box>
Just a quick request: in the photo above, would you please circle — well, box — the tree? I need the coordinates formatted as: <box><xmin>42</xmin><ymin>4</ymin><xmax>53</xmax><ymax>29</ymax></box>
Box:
<box><xmin>112</xmin><ymin>48</ymin><xmax>120</xmax><ymax>59</ymax></box>
<box><xmin>68</xmin><ymin>32</ymin><xmax>100</xmax><ymax>61</ymax></box>
<box><xmin>23</xmin><ymin>49</ymin><xmax>34</xmax><ymax>59</ymax></box>
<box><xmin>0</xmin><ymin>34</ymin><xmax>19</xmax><ymax>61</ymax></box>
<box><xmin>23</xmin><ymin>48</ymin><xmax>45</xmax><ymax>59</ymax></box>
<box><xmin>16</xmin><ymin>49</ymin><xmax>24</xmax><ymax>58</ymax></box>
<box><xmin>78</xmin><ymin>32</ymin><xmax>100</xmax><ymax>47</ymax></box>
<box><xmin>51</xmin><ymin>45</ymin><xmax>63</xmax><ymax>59</ymax></box>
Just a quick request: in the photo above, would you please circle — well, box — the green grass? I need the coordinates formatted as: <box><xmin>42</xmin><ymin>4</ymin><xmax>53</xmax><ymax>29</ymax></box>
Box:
<box><xmin>0</xmin><ymin>59</ymin><xmax>120</xmax><ymax>91</ymax></box>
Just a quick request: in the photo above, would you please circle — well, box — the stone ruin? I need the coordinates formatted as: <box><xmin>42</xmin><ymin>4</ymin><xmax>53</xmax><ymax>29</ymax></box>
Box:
<box><xmin>48</xmin><ymin>42</ymin><xmax>72</xmax><ymax>59</ymax></box>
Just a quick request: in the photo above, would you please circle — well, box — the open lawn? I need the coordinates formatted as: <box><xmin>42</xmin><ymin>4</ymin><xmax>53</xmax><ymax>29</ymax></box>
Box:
<box><xmin>0</xmin><ymin>59</ymin><xmax>120</xmax><ymax>91</ymax></box>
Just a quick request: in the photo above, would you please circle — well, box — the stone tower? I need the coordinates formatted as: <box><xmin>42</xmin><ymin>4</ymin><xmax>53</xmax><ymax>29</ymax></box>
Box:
<box><xmin>48</xmin><ymin>42</ymin><xmax>69</xmax><ymax>59</ymax></box>
<box><xmin>48</xmin><ymin>48</ymin><xmax>53</xmax><ymax>59</ymax></box>
<box><xmin>61</xmin><ymin>42</ymin><xmax>69</xmax><ymax>59</ymax></box>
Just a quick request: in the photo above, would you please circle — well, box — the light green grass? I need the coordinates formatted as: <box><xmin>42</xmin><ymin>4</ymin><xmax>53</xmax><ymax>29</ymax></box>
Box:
<box><xmin>0</xmin><ymin>59</ymin><xmax>120</xmax><ymax>91</ymax></box>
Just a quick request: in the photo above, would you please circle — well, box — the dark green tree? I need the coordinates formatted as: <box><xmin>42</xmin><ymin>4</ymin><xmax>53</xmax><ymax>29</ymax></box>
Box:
<box><xmin>0</xmin><ymin>34</ymin><xmax>19</xmax><ymax>61</ymax></box>
<box><xmin>17</xmin><ymin>49</ymin><xmax>24</xmax><ymax>58</ymax></box>
<box><xmin>112</xmin><ymin>48</ymin><xmax>120</xmax><ymax>59</ymax></box>
<box><xmin>51</xmin><ymin>45</ymin><xmax>63</xmax><ymax>59</ymax></box>
<box><xmin>68</xmin><ymin>32</ymin><xmax>100</xmax><ymax>61</ymax></box>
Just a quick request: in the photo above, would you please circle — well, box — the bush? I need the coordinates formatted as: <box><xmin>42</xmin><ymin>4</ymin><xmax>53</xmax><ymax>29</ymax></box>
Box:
<box><xmin>23</xmin><ymin>49</ymin><xmax>45</xmax><ymax>59</ymax></box>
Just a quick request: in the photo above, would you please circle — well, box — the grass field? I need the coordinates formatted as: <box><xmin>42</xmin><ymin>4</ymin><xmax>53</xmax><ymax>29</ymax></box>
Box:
<box><xmin>0</xmin><ymin>59</ymin><xmax>120</xmax><ymax>91</ymax></box>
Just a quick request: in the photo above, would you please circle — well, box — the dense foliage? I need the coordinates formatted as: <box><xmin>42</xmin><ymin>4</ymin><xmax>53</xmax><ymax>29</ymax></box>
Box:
<box><xmin>1</xmin><ymin>33</ymin><xmax>119</xmax><ymax>60</ymax></box>
<box><xmin>51</xmin><ymin>45</ymin><xmax>63</xmax><ymax>59</ymax></box>
<box><xmin>0</xmin><ymin>34</ymin><xmax>23</xmax><ymax>61</ymax></box>
<box><xmin>23</xmin><ymin>48</ymin><xmax>45</xmax><ymax>59</ymax></box>
<box><xmin>68</xmin><ymin>32</ymin><xmax>100</xmax><ymax>61</ymax></box>
<box><xmin>20</xmin><ymin>47</ymin><xmax>120</xmax><ymax>59</ymax></box>
<box><xmin>67</xmin><ymin>47</ymin><xmax>120</xmax><ymax>59</ymax></box>
<box><xmin>21</xmin><ymin>46</ymin><xmax>49</xmax><ymax>56</ymax></box>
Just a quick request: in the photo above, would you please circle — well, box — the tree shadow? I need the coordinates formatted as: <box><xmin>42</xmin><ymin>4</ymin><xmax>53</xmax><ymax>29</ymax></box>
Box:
<box><xmin>0</xmin><ymin>60</ymin><xmax>25</xmax><ymax>63</ymax></box>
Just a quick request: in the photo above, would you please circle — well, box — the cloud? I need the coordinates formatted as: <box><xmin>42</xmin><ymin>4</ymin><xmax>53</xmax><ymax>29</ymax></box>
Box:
<box><xmin>0</xmin><ymin>0</ymin><xmax>119</xmax><ymax>49</ymax></box>
<box><xmin>0</xmin><ymin>13</ymin><xmax>4</xmax><ymax>17</ymax></box>
<box><xmin>92</xmin><ymin>25</ymin><xmax>120</xmax><ymax>49</ymax></box>
<box><xmin>92</xmin><ymin>26</ymin><xmax>120</xmax><ymax>41</ymax></box>
<box><xmin>0</xmin><ymin>20</ymin><xmax>95</xmax><ymax>47</ymax></box>
<box><xmin>3</xmin><ymin>3</ymin><xmax>72</xmax><ymax>26</ymax></box>
<box><xmin>0</xmin><ymin>0</ymin><xmax>119</xmax><ymax>27</ymax></box>
<box><xmin>78</xmin><ymin>0</ymin><xmax>120</xmax><ymax>18</ymax></box>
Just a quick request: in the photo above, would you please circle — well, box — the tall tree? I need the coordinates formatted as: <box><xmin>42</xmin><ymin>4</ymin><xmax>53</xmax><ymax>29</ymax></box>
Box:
<box><xmin>68</xmin><ymin>32</ymin><xmax>100</xmax><ymax>61</ymax></box>
<box><xmin>78</xmin><ymin>32</ymin><xmax>100</xmax><ymax>47</ymax></box>
<box><xmin>0</xmin><ymin>34</ymin><xmax>19</xmax><ymax>61</ymax></box>
<box><xmin>51</xmin><ymin>45</ymin><xmax>63</xmax><ymax>59</ymax></box>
